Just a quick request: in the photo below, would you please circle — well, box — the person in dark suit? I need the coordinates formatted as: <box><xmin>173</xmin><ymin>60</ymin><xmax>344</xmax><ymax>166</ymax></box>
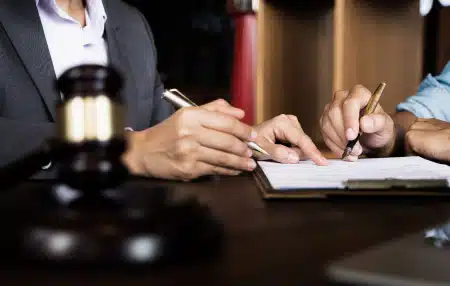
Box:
<box><xmin>0</xmin><ymin>0</ymin><xmax>328</xmax><ymax>181</ymax></box>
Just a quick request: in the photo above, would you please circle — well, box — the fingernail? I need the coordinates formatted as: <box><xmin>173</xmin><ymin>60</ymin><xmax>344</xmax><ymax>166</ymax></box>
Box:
<box><xmin>246</xmin><ymin>149</ymin><xmax>253</xmax><ymax>157</ymax></box>
<box><xmin>345</xmin><ymin>155</ymin><xmax>358</xmax><ymax>162</ymax></box>
<box><xmin>319</xmin><ymin>157</ymin><xmax>328</xmax><ymax>165</ymax></box>
<box><xmin>288</xmin><ymin>152</ymin><xmax>299</xmax><ymax>163</ymax></box>
<box><xmin>346</xmin><ymin>128</ymin><xmax>356</xmax><ymax>140</ymax></box>
<box><xmin>250</xmin><ymin>130</ymin><xmax>258</xmax><ymax>140</ymax></box>
<box><xmin>278</xmin><ymin>148</ymin><xmax>292</xmax><ymax>161</ymax></box>
<box><xmin>248</xmin><ymin>160</ymin><xmax>257</xmax><ymax>170</ymax></box>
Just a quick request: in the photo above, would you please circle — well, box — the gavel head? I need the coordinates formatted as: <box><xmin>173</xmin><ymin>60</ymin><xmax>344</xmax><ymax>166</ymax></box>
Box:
<box><xmin>55</xmin><ymin>64</ymin><xmax>128</xmax><ymax>192</ymax></box>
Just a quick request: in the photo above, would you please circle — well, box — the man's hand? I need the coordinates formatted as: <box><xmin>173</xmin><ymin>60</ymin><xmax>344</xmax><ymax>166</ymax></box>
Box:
<box><xmin>253</xmin><ymin>114</ymin><xmax>328</xmax><ymax>165</ymax></box>
<box><xmin>122</xmin><ymin>99</ymin><xmax>257</xmax><ymax>181</ymax></box>
<box><xmin>320</xmin><ymin>85</ymin><xmax>396</xmax><ymax>161</ymax></box>
<box><xmin>405</xmin><ymin>118</ymin><xmax>450</xmax><ymax>162</ymax></box>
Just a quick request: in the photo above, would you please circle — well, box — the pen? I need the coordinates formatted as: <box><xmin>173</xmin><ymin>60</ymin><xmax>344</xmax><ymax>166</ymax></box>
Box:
<box><xmin>162</xmin><ymin>89</ymin><xmax>270</xmax><ymax>157</ymax></box>
<box><xmin>341</xmin><ymin>82</ymin><xmax>386</xmax><ymax>160</ymax></box>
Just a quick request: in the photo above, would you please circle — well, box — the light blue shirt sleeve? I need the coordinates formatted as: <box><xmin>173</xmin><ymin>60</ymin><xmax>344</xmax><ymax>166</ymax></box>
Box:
<box><xmin>396</xmin><ymin>61</ymin><xmax>450</xmax><ymax>122</ymax></box>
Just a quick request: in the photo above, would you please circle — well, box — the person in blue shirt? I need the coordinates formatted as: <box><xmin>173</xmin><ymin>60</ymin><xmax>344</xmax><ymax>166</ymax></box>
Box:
<box><xmin>320</xmin><ymin>61</ymin><xmax>450</xmax><ymax>163</ymax></box>
<box><xmin>397</xmin><ymin>62</ymin><xmax>450</xmax><ymax>121</ymax></box>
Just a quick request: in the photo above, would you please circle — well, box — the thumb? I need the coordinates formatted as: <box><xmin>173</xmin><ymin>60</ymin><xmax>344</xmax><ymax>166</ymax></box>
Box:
<box><xmin>201</xmin><ymin>99</ymin><xmax>245</xmax><ymax>119</ymax></box>
<box><xmin>360</xmin><ymin>113</ymin><xmax>391</xmax><ymax>135</ymax></box>
<box><xmin>257</xmin><ymin>142</ymin><xmax>300</xmax><ymax>164</ymax></box>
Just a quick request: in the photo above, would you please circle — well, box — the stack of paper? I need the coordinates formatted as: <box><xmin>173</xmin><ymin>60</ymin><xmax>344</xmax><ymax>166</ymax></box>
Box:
<box><xmin>257</xmin><ymin>156</ymin><xmax>450</xmax><ymax>190</ymax></box>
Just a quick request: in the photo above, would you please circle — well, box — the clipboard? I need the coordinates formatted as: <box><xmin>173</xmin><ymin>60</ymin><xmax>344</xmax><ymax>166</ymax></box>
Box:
<box><xmin>253</xmin><ymin>164</ymin><xmax>450</xmax><ymax>200</ymax></box>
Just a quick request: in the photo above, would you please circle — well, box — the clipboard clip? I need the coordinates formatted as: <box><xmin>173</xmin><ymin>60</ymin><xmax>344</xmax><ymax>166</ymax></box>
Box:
<box><xmin>344</xmin><ymin>179</ymin><xmax>449</xmax><ymax>190</ymax></box>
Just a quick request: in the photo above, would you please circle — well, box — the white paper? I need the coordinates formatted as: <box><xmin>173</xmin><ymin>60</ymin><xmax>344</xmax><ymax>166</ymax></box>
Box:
<box><xmin>258</xmin><ymin>156</ymin><xmax>450</xmax><ymax>190</ymax></box>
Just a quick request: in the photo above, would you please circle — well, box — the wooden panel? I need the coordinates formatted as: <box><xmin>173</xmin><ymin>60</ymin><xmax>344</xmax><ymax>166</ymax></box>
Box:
<box><xmin>257</xmin><ymin>0</ymin><xmax>424</xmax><ymax>144</ymax></box>
<box><xmin>334</xmin><ymin>0</ymin><xmax>424</xmax><ymax>114</ymax></box>
<box><xmin>256</xmin><ymin>1</ymin><xmax>334</xmax><ymax>142</ymax></box>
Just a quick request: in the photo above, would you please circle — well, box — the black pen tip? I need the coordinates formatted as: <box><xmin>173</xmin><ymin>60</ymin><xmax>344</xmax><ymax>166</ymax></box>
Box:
<box><xmin>341</xmin><ymin>148</ymin><xmax>351</xmax><ymax>160</ymax></box>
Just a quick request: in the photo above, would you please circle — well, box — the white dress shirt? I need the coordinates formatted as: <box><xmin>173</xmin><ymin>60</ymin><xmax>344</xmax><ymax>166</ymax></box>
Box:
<box><xmin>36</xmin><ymin>0</ymin><xmax>108</xmax><ymax>80</ymax></box>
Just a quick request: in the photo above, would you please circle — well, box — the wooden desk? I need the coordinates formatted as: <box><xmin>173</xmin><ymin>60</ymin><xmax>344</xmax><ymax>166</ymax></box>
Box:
<box><xmin>1</xmin><ymin>175</ymin><xmax>450</xmax><ymax>285</ymax></box>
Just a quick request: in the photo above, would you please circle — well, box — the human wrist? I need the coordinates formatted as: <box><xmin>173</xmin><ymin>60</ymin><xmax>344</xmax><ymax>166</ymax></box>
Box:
<box><xmin>121</xmin><ymin>129</ymin><xmax>147</xmax><ymax>175</ymax></box>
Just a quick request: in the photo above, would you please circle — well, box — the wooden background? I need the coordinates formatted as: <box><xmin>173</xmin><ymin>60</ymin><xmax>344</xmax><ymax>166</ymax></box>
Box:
<box><xmin>256</xmin><ymin>0</ymin><xmax>424</xmax><ymax>143</ymax></box>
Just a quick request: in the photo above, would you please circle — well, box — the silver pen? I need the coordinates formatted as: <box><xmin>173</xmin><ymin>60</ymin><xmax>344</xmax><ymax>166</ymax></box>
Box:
<box><xmin>162</xmin><ymin>89</ymin><xmax>270</xmax><ymax>157</ymax></box>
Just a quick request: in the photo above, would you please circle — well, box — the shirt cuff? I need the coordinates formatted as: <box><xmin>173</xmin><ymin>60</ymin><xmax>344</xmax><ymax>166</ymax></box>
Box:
<box><xmin>124</xmin><ymin>127</ymin><xmax>134</xmax><ymax>132</ymax></box>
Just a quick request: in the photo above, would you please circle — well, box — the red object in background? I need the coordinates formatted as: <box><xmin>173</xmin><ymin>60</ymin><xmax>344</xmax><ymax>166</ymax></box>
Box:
<box><xmin>230</xmin><ymin>13</ymin><xmax>257</xmax><ymax>125</ymax></box>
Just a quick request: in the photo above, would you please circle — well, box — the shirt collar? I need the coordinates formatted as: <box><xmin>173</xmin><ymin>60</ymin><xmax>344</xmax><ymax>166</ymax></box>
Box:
<box><xmin>35</xmin><ymin>0</ymin><xmax>107</xmax><ymax>23</ymax></box>
<box><xmin>36</xmin><ymin>0</ymin><xmax>108</xmax><ymax>46</ymax></box>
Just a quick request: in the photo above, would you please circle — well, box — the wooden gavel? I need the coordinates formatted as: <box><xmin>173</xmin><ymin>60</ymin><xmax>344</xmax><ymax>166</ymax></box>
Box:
<box><xmin>0</xmin><ymin>65</ymin><xmax>129</xmax><ymax>192</ymax></box>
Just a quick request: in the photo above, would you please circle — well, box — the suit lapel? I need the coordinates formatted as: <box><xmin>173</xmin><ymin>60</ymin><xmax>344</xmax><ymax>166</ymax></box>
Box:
<box><xmin>103</xmin><ymin>0</ymin><xmax>139</xmax><ymax>129</ymax></box>
<box><xmin>0</xmin><ymin>0</ymin><xmax>59</xmax><ymax>121</ymax></box>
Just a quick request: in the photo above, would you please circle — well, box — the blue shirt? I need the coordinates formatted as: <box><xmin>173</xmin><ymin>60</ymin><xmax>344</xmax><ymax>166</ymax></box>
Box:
<box><xmin>396</xmin><ymin>61</ymin><xmax>450</xmax><ymax>121</ymax></box>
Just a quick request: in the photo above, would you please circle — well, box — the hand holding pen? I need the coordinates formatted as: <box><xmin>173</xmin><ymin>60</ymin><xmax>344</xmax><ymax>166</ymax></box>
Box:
<box><xmin>122</xmin><ymin>96</ymin><xmax>261</xmax><ymax>181</ymax></box>
<box><xmin>123</xmin><ymin>87</ymin><xmax>327</xmax><ymax>181</ymax></box>
<box><xmin>163</xmin><ymin>89</ymin><xmax>328</xmax><ymax>166</ymax></box>
<box><xmin>320</xmin><ymin>83</ymin><xmax>396</xmax><ymax>161</ymax></box>
<box><xmin>162</xmin><ymin>89</ymin><xmax>270</xmax><ymax>157</ymax></box>
<box><xmin>341</xmin><ymin>83</ymin><xmax>386</xmax><ymax>159</ymax></box>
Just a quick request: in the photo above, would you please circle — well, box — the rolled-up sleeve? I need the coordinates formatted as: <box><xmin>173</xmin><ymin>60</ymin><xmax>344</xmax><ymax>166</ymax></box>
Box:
<box><xmin>396</xmin><ymin>61</ymin><xmax>450</xmax><ymax>122</ymax></box>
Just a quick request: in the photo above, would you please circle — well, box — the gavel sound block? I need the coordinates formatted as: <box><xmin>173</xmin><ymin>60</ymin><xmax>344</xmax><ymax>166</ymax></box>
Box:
<box><xmin>0</xmin><ymin>65</ymin><xmax>224</xmax><ymax>267</ymax></box>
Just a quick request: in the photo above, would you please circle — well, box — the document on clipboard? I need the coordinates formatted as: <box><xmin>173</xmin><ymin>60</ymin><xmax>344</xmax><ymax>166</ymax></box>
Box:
<box><xmin>254</xmin><ymin>156</ymin><xmax>450</xmax><ymax>199</ymax></box>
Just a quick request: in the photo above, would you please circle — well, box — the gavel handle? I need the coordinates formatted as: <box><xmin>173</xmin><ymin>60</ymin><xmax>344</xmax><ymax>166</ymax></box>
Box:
<box><xmin>0</xmin><ymin>139</ymin><xmax>59</xmax><ymax>191</ymax></box>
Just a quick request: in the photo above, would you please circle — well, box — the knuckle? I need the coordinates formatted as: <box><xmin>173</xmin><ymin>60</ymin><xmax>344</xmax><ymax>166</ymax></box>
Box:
<box><xmin>298</xmin><ymin>133</ymin><xmax>311</xmax><ymax>143</ymax></box>
<box><xmin>287</xmin><ymin>114</ymin><xmax>298</xmax><ymax>122</ymax></box>
<box><xmin>321</xmin><ymin>104</ymin><xmax>331</xmax><ymax>119</ymax></box>
<box><xmin>240</xmin><ymin>141</ymin><xmax>250</xmax><ymax>153</ymax></box>
<box><xmin>327</xmin><ymin>103</ymin><xmax>341</xmax><ymax>119</ymax></box>
<box><xmin>226</xmin><ymin>117</ymin><xmax>239</xmax><ymax>131</ymax></box>
<box><xmin>353</xmin><ymin>84</ymin><xmax>366</xmax><ymax>90</ymax></box>
<box><xmin>230</xmin><ymin>139</ymin><xmax>247</xmax><ymax>154</ymax></box>
<box><xmin>176</xmin><ymin>108</ymin><xmax>195</xmax><ymax>127</ymax></box>
<box><xmin>214</xmin><ymin>98</ymin><xmax>228</xmax><ymax>106</ymax></box>
<box><xmin>275</xmin><ymin>114</ymin><xmax>289</xmax><ymax>123</ymax></box>
<box><xmin>320</xmin><ymin>126</ymin><xmax>328</xmax><ymax>137</ymax></box>
<box><xmin>351</xmin><ymin>85</ymin><xmax>371</xmax><ymax>98</ymax></box>
<box><xmin>342</xmin><ymin>97</ymin><xmax>356</xmax><ymax>107</ymax></box>
<box><xmin>174</xmin><ymin>137</ymin><xmax>197</xmax><ymax>156</ymax></box>
<box><xmin>320</xmin><ymin>115</ymin><xmax>330</xmax><ymax>128</ymax></box>
<box><xmin>276</xmin><ymin>114</ymin><xmax>292</xmax><ymax>128</ymax></box>
<box><xmin>216</xmin><ymin>152</ymin><xmax>232</xmax><ymax>165</ymax></box>
<box><xmin>232</xmin><ymin>119</ymin><xmax>250</xmax><ymax>137</ymax></box>
<box><xmin>222</xmin><ymin>138</ymin><xmax>236</xmax><ymax>152</ymax></box>
<box><xmin>176</xmin><ymin>127</ymin><xmax>190</xmax><ymax>138</ymax></box>
<box><xmin>352</xmin><ymin>84</ymin><xmax>369</xmax><ymax>94</ymax></box>
<box><xmin>333</xmin><ymin>90</ymin><xmax>348</xmax><ymax>100</ymax></box>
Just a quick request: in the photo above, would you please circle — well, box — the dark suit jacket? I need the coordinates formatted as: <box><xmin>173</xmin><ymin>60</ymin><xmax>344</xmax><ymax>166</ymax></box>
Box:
<box><xmin>0</xmin><ymin>0</ymin><xmax>174</xmax><ymax>177</ymax></box>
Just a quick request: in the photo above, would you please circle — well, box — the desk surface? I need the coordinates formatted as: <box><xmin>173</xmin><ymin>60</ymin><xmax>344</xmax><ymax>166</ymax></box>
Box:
<box><xmin>2</xmin><ymin>174</ymin><xmax>450</xmax><ymax>285</ymax></box>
